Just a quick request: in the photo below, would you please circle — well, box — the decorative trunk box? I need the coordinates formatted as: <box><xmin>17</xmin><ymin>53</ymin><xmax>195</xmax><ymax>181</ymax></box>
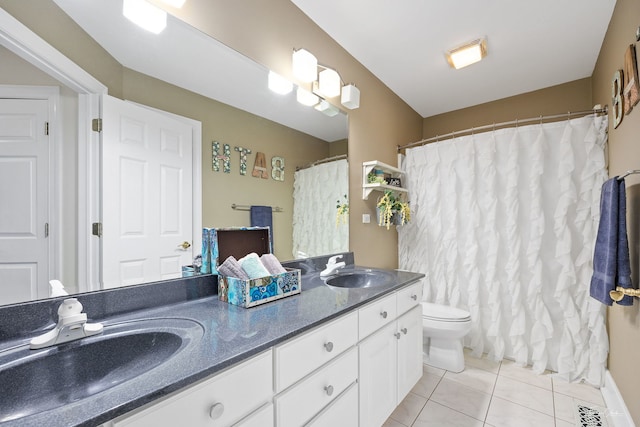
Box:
<box><xmin>209</xmin><ymin>227</ymin><xmax>301</xmax><ymax>308</ymax></box>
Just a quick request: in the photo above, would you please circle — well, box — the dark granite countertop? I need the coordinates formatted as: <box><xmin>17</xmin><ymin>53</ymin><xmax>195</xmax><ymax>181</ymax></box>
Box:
<box><xmin>0</xmin><ymin>254</ymin><xmax>423</xmax><ymax>427</ymax></box>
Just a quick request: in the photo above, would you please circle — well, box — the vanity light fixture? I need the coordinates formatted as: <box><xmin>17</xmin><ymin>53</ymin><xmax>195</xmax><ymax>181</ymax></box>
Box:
<box><xmin>268</xmin><ymin>71</ymin><xmax>293</xmax><ymax>95</ymax></box>
<box><xmin>446</xmin><ymin>37</ymin><xmax>487</xmax><ymax>69</ymax></box>
<box><xmin>318</xmin><ymin>68</ymin><xmax>341</xmax><ymax>98</ymax></box>
<box><xmin>315</xmin><ymin>100</ymin><xmax>340</xmax><ymax>117</ymax></box>
<box><xmin>296</xmin><ymin>87</ymin><xmax>319</xmax><ymax>106</ymax></box>
<box><xmin>123</xmin><ymin>0</ymin><xmax>167</xmax><ymax>34</ymax></box>
<box><xmin>292</xmin><ymin>48</ymin><xmax>318</xmax><ymax>82</ymax></box>
<box><xmin>341</xmin><ymin>84</ymin><xmax>360</xmax><ymax>110</ymax></box>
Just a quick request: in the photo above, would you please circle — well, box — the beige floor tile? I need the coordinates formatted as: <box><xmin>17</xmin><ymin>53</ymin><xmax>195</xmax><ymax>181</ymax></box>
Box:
<box><xmin>493</xmin><ymin>375</ymin><xmax>554</xmax><ymax>416</ymax></box>
<box><xmin>485</xmin><ymin>396</ymin><xmax>555</xmax><ymax>427</ymax></box>
<box><xmin>552</xmin><ymin>378</ymin><xmax>605</xmax><ymax>406</ymax></box>
<box><xmin>443</xmin><ymin>366</ymin><xmax>498</xmax><ymax>394</ymax></box>
<box><xmin>411</xmin><ymin>366</ymin><xmax>443</xmax><ymax>398</ymax></box>
<box><xmin>498</xmin><ymin>359</ymin><xmax>552</xmax><ymax>390</ymax></box>
<box><xmin>423</xmin><ymin>363</ymin><xmax>446</xmax><ymax>378</ymax></box>
<box><xmin>382</xmin><ymin>417</ymin><xmax>408</xmax><ymax>427</ymax></box>
<box><xmin>430</xmin><ymin>378</ymin><xmax>492</xmax><ymax>421</ymax></box>
<box><xmin>412</xmin><ymin>400</ymin><xmax>483</xmax><ymax>427</ymax></box>
<box><xmin>464</xmin><ymin>349</ymin><xmax>501</xmax><ymax>374</ymax></box>
<box><xmin>389</xmin><ymin>392</ymin><xmax>427</xmax><ymax>426</ymax></box>
<box><xmin>553</xmin><ymin>391</ymin><xmax>576</xmax><ymax>423</ymax></box>
<box><xmin>554</xmin><ymin>418</ymin><xmax>575</xmax><ymax>427</ymax></box>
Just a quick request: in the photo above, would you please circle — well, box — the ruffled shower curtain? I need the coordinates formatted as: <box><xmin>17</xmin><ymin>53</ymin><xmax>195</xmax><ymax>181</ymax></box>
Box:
<box><xmin>399</xmin><ymin>115</ymin><xmax>609</xmax><ymax>386</ymax></box>
<box><xmin>292</xmin><ymin>159</ymin><xmax>349</xmax><ymax>259</ymax></box>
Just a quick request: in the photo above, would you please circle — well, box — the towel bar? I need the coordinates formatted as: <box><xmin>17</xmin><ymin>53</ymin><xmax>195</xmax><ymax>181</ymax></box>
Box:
<box><xmin>231</xmin><ymin>204</ymin><xmax>283</xmax><ymax>213</ymax></box>
<box><xmin>609</xmin><ymin>286</ymin><xmax>640</xmax><ymax>301</ymax></box>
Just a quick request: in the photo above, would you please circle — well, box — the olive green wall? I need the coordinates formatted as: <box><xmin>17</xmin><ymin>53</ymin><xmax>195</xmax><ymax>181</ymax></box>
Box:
<box><xmin>592</xmin><ymin>0</ymin><xmax>640</xmax><ymax>423</ymax></box>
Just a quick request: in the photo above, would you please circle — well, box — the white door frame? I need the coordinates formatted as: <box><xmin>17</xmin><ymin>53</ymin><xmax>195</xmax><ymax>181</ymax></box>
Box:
<box><xmin>0</xmin><ymin>8</ymin><xmax>203</xmax><ymax>292</ymax></box>
<box><xmin>0</xmin><ymin>85</ymin><xmax>60</xmax><ymax>290</ymax></box>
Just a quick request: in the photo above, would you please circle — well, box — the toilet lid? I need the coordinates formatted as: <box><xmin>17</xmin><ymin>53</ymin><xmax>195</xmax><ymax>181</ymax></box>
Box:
<box><xmin>421</xmin><ymin>302</ymin><xmax>471</xmax><ymax>321</ymax></box>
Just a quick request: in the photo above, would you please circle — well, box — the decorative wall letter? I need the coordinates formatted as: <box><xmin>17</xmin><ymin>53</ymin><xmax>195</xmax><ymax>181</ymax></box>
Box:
<box><xmin>612</xmin><ymin>69</ymin><xmax>624</xmax><ymax>129</ymax></box>
<box><xmin>252</xmin><ymin>152</ymin><xmax>268</xmax><ymax>179</ymax></box>
<box><xmin>271</xmin><ymin>156</ymin><xmax>285</xmax><ymax>182</ymax></box>
<box><xmin>235</xmin><ymin>146</ymin><xmax>252</xmax><ymax>175</ymax></box>
<box><xmin>212</xmin><ymin>141</ymin><xmax>231</xmax><ymax>173</ymax></box>
<box><xmin>623</xmin><ymin>44</ymin><xmax>640</xmax><ymax>114</ymax></box>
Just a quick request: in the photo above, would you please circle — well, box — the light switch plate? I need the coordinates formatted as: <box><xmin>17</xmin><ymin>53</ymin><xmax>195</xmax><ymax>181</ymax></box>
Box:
<box><xmin>362</xmin><ymin>214</ymin><xmax>370</xmax><ymax>224</ymax></box>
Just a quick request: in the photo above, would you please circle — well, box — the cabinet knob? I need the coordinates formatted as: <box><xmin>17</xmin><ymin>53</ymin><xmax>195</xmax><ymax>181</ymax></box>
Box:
<box><xmin>380</xmin><ymin>311</ymin><xmax>388</xmax><ymax>319</ymax></box>
<box><xmin>324</xmin><ymin>385</ymin><xmax>334</xmax><ymax>396</ymax></box>
<box><xmin>394</xmin><ymin>332</ymin><xmax>402</xmax><ymax>339</ymax></box>
<box><xmin>411</xmin><ymin>294</ymin><xmax>417</xmax><ymax>300</ymax></box>
<box><xmin>324</xmin><ymin>341</ymin><xmax>334</xmax><ymax>352</ymax></box>
<box><xmin>401</xmin><ymin>328</ymin><xmax>408</xmax><ymax>335</ymax></box>
<box><xmin>209</xmin><ymin>402</ymin><xmax>225</xmax><ymax>420</ymax></box>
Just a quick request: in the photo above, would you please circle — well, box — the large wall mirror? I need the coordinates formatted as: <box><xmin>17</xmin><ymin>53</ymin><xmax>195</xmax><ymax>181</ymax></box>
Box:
<box><xmin>0</xmin><ymin>0</ymin><xmax>349</xmax><ymax>305</ymax></box>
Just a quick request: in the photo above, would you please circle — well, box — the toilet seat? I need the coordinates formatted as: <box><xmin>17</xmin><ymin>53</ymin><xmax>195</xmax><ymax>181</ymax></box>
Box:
<box><xmin>421</xmin><ymin>302</ymin><xmax>471</xmax><ymax>322</ymax></box>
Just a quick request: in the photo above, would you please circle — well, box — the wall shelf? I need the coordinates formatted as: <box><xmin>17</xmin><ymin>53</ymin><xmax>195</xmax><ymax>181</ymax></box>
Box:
<box><xmin>362</xmin><ymin>160</ymin><xmax>408</xmax><ymax>200</ymax></box>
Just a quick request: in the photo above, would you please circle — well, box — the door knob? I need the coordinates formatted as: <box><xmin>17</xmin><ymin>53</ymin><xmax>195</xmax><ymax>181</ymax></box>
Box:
<box><xmin>178</xmin><ymin>241</ymin><xmax>191</xmax><ymax>250</ymax></box>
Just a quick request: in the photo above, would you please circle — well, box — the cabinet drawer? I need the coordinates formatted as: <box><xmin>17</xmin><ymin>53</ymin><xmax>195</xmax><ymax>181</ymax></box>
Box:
<box><xmin>274</xmin><ymin>311</ymin><xmax>357</xmax><ymax>392</ymax></box>
<box><xmin>113</xmin><ymin>350</ymin><xmax>273</xmax><ymax>427</ymax></box>
<box><xmin>397</xmin><ymin>281</ymin><xmax>422</xmax><ymax>315</ymax></box>
<box><xmin>275</xmin><ymin>347</ymin><xmax>358</xmax><ymax>427</ymax></box>
<box><xmin>305</xmin><ymin>381</ymin><xmax>358</xmax><ymax>427</ymax></box>
<box><xmin>358</xmin><ymin>292</ymin><xmax>397</xmax><ymax>339</ymax></box>
<box><xmin>234</xmin><ymin>402</ymin><xmax>273</xmax><ymax>427</ymax></box>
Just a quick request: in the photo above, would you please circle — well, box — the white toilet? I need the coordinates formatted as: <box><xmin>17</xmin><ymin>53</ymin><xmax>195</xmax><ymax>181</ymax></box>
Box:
<box><xmin>421</xmin><ymin>302</ymin><xmax>472</xmax><ymax>373</ymax></box>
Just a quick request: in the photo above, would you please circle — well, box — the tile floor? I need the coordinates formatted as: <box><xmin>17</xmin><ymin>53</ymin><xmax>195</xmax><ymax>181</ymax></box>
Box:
<box><xmin>383</xmin><ymin>349</ymin><xmax>610</xmax><ymax>427</ymax></box>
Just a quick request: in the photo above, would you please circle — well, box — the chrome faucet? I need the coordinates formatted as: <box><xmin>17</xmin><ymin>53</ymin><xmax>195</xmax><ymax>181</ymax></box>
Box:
<box><xmin>320</xmin><ymin>255</ymin><xmax>346</xmax><ymax>277</ymax></box>
<box><xmin>30</xmin><ymin>298</ymin><xmax>103</xmax><ymax>349</ymax></box>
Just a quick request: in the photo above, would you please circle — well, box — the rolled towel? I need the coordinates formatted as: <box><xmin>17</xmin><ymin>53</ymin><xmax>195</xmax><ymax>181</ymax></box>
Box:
<box><xmin>217</xmin><ymin>256</ymin><xmax>249</xmax><ymax>280</ymax></box>
<box><xmin>260</xmin><ymin>253</ymin><xmax>287</xmax><ymax>275</ymax></box>
<box><xmin>239</xmin><ymin>252</ymin><xmax>271</xmax><ymax>279</ymax></box>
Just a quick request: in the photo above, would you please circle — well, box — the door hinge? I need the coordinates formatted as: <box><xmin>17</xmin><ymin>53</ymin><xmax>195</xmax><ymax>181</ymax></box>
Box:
<box><xmin>45</xmin><ymin>122</ymin><xmax>49</xmax><ymax>135</ymax></box>
<box><xmin>92</xmin><ymin>118</ymin><xmax>102</xmax><ymax>132</ymax></box>
<box><xmin>92</xmin><ymin>222</ymin><xmax>103</xmax><ymax>237</ymax></box>
<box><xmin>45</xmin><ymin>223</ymin><xmax>49</xmax><ymax>238</ymax></box>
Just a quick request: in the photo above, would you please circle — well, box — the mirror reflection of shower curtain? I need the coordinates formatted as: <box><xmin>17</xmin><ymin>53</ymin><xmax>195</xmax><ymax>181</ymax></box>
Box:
<box><xmin>292</xmin><ymin>159</ymin><xmax>349</xmax><ymax>258</ymax></box>
<box><xmin>399</xmin><ymin>114</ymin><xmax>609</xmax><ymax>386</ymax></box>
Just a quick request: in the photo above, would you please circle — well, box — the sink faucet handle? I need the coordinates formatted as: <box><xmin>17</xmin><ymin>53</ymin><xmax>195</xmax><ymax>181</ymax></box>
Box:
<box><xmin>327</xmin><ymin>255</ymin><xmax>343</xmax><ymax>265</ymax></box>
<box><xmin>58</xmin><ymin>298</ymin><xmax>83</xmax><ymax>317</ymax></box>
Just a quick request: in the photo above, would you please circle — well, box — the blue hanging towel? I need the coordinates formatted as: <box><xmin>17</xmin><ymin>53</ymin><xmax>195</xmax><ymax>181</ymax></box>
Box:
<box><xmin>250</xmin><ymin>205</ymin><xmax>273</xmax><ymax>252</ymax></box>
<box><xmin>590</xmin><ymin>178</ymin><xmax>634</xmax><ymax>305</ymax></box>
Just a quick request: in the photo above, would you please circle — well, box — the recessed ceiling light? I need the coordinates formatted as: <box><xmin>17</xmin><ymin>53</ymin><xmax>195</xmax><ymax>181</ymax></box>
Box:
<box><xmin>446</xmin><ymin>38</ymin><xmax>487</xmax><ymax>69</ymax></box>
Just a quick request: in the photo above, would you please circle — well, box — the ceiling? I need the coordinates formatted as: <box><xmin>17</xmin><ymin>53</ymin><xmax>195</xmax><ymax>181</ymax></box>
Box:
<box><xmin>52</xmin><ymin>0</ymin><xmax>348</xmax><ymax>142</ymax></box>
<box><xmin>291</xmin><ymin>0</ymin><xmax>617</xmax><ymax>118</ymax></box>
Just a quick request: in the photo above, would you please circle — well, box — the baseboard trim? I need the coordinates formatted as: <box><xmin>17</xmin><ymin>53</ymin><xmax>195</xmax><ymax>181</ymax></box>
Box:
<box><xmin>601</xmin><ymin>369</ymin><xmax>635</xmax><ymax>427</ymax></box>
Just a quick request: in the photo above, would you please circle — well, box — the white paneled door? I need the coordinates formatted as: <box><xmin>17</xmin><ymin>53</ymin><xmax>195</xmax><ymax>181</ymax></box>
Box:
<box><xmin>0</xmin><ymin>98</ymin><xmax>49</xmax><ymax>304</ymax></box>
<box><xmin>102</xmin><ymin>96</ymin><xmax>193</xmax><ymax>288</ymax></box>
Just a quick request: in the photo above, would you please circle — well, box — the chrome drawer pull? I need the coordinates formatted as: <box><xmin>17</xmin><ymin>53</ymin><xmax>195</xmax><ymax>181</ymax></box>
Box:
<box><xmin>394</xmin><ymin>332</ymin><xmax>401</xmax><ymax>339</ymax></box>
<box><xmin>411</xmin><ymin>294</ymin><xmax>417</xmax><ymax>300</ymax></box>
<box><xmin>324</xmin><ymin>385</ymin><xmax>334</xmax><ymax>396</ymax></box>
<box><xmin>401</xmin><ymin>328</ymin><xmax>408</xmax><ymax>335</ymax></box>
<box><xmin>209</xmin><ymin>402</ymin><xmax>225</xmax><ymax>420</ymax></box>
<box><xmin>380</xmin><ymin>311</ymin><xmax>388</xmax><ymax>319</ymax></box>
<box><xmin>324</xmin><ymin>341</ymin><xmax>334</xmax><ymax>352</ymax></box>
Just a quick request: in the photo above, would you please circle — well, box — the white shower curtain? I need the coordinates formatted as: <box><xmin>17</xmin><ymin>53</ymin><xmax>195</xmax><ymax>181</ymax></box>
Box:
<box><xmin>292</xmin><ymin>159</ymin><xmax>349</xmax><ymax>259</ymax></box>
<box><xmin>399</xmin><ymin>115</ymin><xmax>609</xmax><ymax>386</ymax></box>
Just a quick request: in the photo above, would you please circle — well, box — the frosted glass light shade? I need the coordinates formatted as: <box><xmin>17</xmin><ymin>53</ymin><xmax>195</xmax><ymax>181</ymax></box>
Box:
<box><xmin>315</xmin><ymin>100</ymin><xmax>340</xmax><ymax>117</ymax></box>
<box><xmin>318</xmin><ymin>69</ymin><xmax>341</xmax><ymax>98</ymax></box>
<box><xmin>123</xmin><ymin>0</ymin><xmax>167</xmax><ymax>34</ymax></box>
<box><xmin>268</xmin><ymin>71</ymin><xmax>293</xmax><ymax>95</ymax></box>
<box><xmin>296</xmin><ymin>87</ymin><xmax>319</xmax><ymax>106</ymax></box>
<box><xmin>341</xmin><ymin>84</ymin><xmax>360</xmax><ymax>109</ymax></box>
<box><xmin>292</xmin><ymin>49</ymin><xmax>318</xmax><ymax>82</ymax></box>
<box><xmin>446</xmin><ymin>38</ymin><xmax>487</xmax><ymax>69</ymax></box>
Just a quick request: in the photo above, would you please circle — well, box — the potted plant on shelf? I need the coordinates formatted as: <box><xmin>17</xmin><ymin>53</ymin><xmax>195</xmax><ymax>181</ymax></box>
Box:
<box><xmin>376</xmin><ymin>190</ymin><xmax>411</xmax><ymax>230</ymax></box>
<box><xmin>336</xmin><ymin>194</ymin><xmax>349</xmax><ymax>226</ymax></box>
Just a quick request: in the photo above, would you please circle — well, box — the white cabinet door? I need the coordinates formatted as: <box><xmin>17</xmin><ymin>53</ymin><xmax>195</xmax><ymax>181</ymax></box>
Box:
<box><xmin>358</xmin><ymin>321</ymin><xmax>397</xmax><ymax>427</ymax></box>
<box><xmin>396</xmin><ymin>305</ymin><xmax>423</xmax><ymax>401</ymax></box>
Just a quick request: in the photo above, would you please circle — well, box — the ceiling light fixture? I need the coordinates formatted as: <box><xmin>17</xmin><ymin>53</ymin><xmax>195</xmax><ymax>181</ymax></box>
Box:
<box><xmin>296</xmin><ymin>87</ymin><xmax>319</xmax><ymax>106</ymax></box>
<box><xmin>315</xmin><ymin>100</ymin><xmax>340</xmax><ymax>117</ymax></box>
<box><xmin>341</xmin><ymin>84</ymin><xmax>360</xmax><ymax>110</ymax></box>
<box><xmin>292</xmin><ymin>48</ymin><xmax>318</xmax><ymax>83</ymax></box>
<box><xmin>123</xmin><ymin>0</ymin><xmax>167</xmax><ymax>34</ymax></box>
<box><xmin>446</xmin><ymin>38</ymin><xmax>487</xmax><ymax>69</ymax></box>
<box><xmin>318</xmin><ymin>68</ymin><xmax>341</xmax><ymax>98</ymax></box>
<box><xmin>268</xmin><ymin>71</ymin><xmax>293</xmax><ymax>95</ymax></box>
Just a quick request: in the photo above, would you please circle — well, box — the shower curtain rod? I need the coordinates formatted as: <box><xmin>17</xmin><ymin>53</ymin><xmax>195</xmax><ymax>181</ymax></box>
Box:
<box><xmin>397</xmin><ymin>106</ymin><xmax>609</xmax><ymax>151</ymax></box>
<box><xmin>296</xmin><ymin>154</ymin><xmax>347</xmax><ymax>171</ymax></box>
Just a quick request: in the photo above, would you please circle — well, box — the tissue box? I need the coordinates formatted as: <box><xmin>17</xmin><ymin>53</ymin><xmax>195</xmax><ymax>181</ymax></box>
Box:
<box><xmin>209</xmin><ymin>227</ymin><xmax>301</xmax><ymax>308</ymax></box>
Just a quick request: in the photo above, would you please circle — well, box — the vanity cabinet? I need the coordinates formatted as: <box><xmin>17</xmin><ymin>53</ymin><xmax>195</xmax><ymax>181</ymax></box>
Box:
<box><xmin>108</xmin><ymin>350</ymin><xmax>273</xmax><ymax>427</ymax></box>
<box><xmin>358</xmin><ymin>282</ymin><xmax>423</xmax><ymax>427</ymax></box>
